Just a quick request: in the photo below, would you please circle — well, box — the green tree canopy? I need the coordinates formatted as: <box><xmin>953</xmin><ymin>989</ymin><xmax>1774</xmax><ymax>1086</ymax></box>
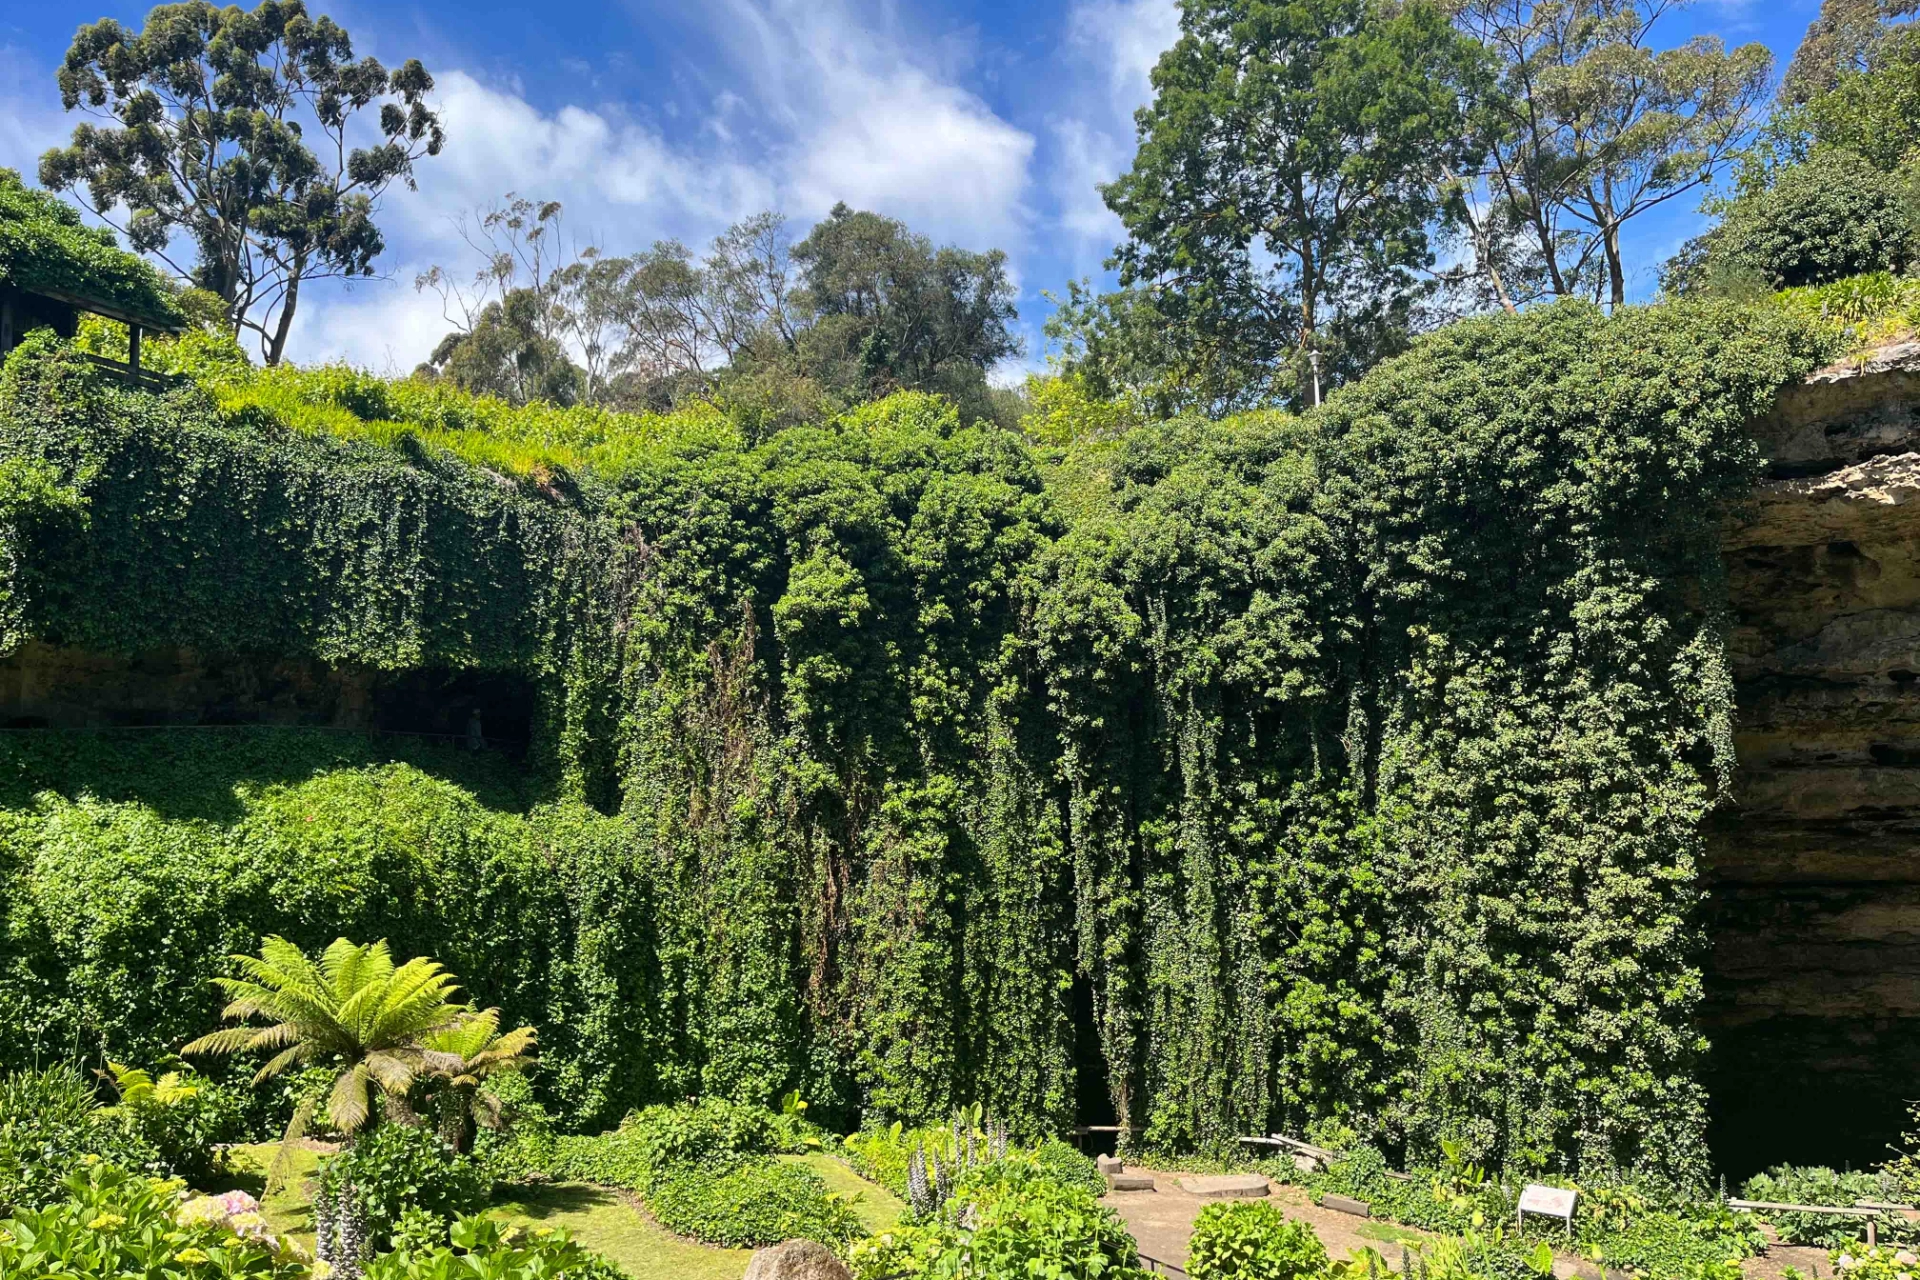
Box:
<box><xmin>1102</xmin><ymin>0</ymin><xmax>1488</xmax><ymax>409</ymax></box>
<box><xmin>39</xmin><ymin>0</ymin><xmax>443</xmax><ymax>365</ymax></box>
<box><xmin>1666</xmin><ymin>148</ymin><xmax>1920</xmax><ymax>294</ymax></box>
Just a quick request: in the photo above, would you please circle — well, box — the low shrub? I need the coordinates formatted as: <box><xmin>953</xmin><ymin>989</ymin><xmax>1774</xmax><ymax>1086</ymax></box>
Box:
<box><xmin>849</xmin><ymin>1164</ymin><xmax>1145</xmax><ymax>1280</ymax></box>
<box><xmin>550</xmin><ymin>1126</ymin><xmax>654</xmax><ymax>1188</ymax></box>
<box><xmin>363</xmin><ymin>1213</ymin><xmax>624</xmax><ymax>1280</ymax></box>
<box><xmin>1305</xmin><ymin>1145</ymin><xmax>1764</xmax><ymax>1280</ymax></box>
<box><xmin>104</xmin><ymin>1063</ymin><xmax>245</xmax><ymax>1187</ymax></box>
<box><xmin>1033</xmin><ymin>1138</ymin><xmax>1106</xmax><ymax>1199</ymax></box>
<box><xmin>0</xmin><ymin>1065</ymin><xmax>152</xmax><ymax>1213</ymax></box>
<box><xmin>1741</xmin><ymin>1166</ymin><xmax>1894</xmax><ymax>1248</ymax></box>
<box><xmin>0</xmin><ymin>1161</ymin><xmax>308</xmax><ymax>1279</ymax></box>
<box><xmin>626</xmin><ymin>1097</ymin><xmax>778</xmax><ymax>1168</ymax></box>
<box><xmin>646</xmin><ymin>1156</ymin><xmax>863</xmax><ymax>1248</ymax></box>
<box><xmin>471</xmin><ymin>1074</ymin><xmax>558</xmax><ymax>1187</ymax></box>
<box><xmin>842</xmin><ymin>1120</ymin><xmax>1102</xmax><ymax>1203</ymax></box>
<box><xmin>1188</xmin><ymin>1201</ymin><xmax>1327</xmax><ymax>1280</ymax></box>
<box><xmin>316</xmin><ymin>1123</ymin><xmax>489</xmax><ymax>1252</ymax></box>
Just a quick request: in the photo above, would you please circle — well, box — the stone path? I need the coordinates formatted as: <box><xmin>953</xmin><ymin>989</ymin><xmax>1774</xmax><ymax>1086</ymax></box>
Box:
<box><xmin>1102</xmin><ymin>1169</ymin><xmax>1434</xmax><ymax>1272</ymax></box>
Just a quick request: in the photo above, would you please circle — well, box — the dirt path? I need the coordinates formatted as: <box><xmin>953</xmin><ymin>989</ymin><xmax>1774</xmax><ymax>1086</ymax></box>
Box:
<box><xmin>1100</xmin><ymin>1167</ymin><xmax>1834</xmax><ymax>1280</ymax></box>
<box><xmin>1103</xmin><ymin>1168</ymin><xmax>1434</xmax><ymax>1272</ymax></box>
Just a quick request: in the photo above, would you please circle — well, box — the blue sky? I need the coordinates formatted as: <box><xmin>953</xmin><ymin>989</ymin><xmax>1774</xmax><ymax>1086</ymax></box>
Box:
<box><xmin>2</xmin><ymin>0</ymin><xmax>1824</xmax><ymax>378</ymax></box>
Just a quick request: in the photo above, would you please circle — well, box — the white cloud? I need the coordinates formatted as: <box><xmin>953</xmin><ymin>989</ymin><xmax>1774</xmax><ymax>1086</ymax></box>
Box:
<box><xmin>1068</xmin><ymin>0</ymin><xmax>1180</xmax><ymax>112</ymax></box>
<box><xmin>698</xmin><ymin>0</ymin><xmax>1037</xmax><ymax>248</ymax></box>
<box><xmin>0</xmin><ymin>46</ymin><xmax>76</xmax><ymax>183</ymax></box>
<box><xmin>1042</xmin><ymin>0</ymin><xmax>1179</xmax><ymax>266</ymax></box>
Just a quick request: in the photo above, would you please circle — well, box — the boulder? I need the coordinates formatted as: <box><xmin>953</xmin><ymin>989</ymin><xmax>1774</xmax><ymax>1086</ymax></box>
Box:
<box><xmin>1096</xmin><ymin>1155</ymin><xmax>1124</xmax><ymax>1175</ymax></box>
<box><xmin>1180</xmin><ymin>1175</ymin><xmax>1271</xmax><ymax>1199</ymax></box>
<box><xmin>744</xmin><ymin>1240</ymin><xmax>852</xmax><ymax>1280</ymax></box>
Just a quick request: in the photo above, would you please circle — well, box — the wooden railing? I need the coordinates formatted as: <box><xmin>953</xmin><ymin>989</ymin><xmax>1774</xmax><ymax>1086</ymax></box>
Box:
<box><xmin>77</xmin><ymin>351</ymin><xmax>183</xmax><ymax>392</ymax></box>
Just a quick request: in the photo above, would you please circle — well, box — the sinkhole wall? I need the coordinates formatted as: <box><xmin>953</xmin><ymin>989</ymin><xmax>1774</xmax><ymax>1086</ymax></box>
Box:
<box><xmin>1707</xmin><ymin>343</ymin><xmax>1920</xmax><ymax>1176</ymax></box>
<box><xmin>0</xmin><ymin>305</ymin><xmax>1863</xmax><ymax>1181</ymax></box>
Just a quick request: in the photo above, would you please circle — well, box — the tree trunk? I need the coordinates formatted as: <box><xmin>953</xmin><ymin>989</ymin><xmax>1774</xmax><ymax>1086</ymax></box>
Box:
<box><xmin>1603</xmin><ymin>221</ymin><xmax>1626</xmax><ymax>308</ymax></box>
<box><xmin>265</xmin><ymin>255</ymin><xmax>304</xmax><ymax>366</ymax></box>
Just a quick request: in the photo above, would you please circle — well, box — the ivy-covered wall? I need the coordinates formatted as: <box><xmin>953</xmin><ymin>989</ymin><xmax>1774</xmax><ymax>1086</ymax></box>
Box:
<box><xmin>0</xmin><ymin>301</ymin><xmax>1829</xmax><ymax>1181</ymax></box>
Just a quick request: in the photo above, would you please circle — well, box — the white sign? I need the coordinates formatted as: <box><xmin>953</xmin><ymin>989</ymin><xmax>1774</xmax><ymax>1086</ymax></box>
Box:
<box><xmin>1518</xmin><ymin>1184</ymin><xmax>1578</xmax><ymax>1228</ymax></box>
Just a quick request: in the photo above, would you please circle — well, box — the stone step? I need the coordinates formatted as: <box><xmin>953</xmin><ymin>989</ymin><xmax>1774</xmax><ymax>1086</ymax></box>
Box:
<box><xmin>1108</xmin><ymin>1173</ymin><xmax>1157</xmax><ymax>1192</ymax></box>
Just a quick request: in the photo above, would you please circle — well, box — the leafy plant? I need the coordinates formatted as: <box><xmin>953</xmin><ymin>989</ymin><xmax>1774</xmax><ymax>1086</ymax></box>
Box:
<box><xmin>315</xmin><ymin>1121</ymin><xmax>488</xmax><ymax>1255</ymax></box>
<box><xmin>0</xmin><ymin>1161</ymin><xmax>308</xmax><ymax>1279</ymax></box>
<box><xmin>850</xmin><ymin>1164</ymin><xmax>1145</xmax><ymax>1280</ymax></box>
<box><xmin>624</xmin><ymin>1097</ymin><xmax>778</xmax><ymax>1172</ymax></box>
<box><xmin>1189</xmin><ymin>1200</ymin><xmax>1328</xmax><ymax>1280</ymax></box>
<box><xmin>645</xmin><ymin>1157</ymin><xmax>863</xmax><ymax>1248</ymax></box>
<box><xmin>0</xmin><ymin>1066</ymin><xmax>150</xmax><ymax>1214</ymax></box>
<box><xmin>362</xmin><ymin>1213</ymin><xmax>624</xmax><ymax>1280</ymax></box>
<box><xmin>184</xmin><ymin>935</ymin><xmax>465</xmax><ymax>1136</ymax></box>
<box><xmin>418</xmin><ymin>1008</ymin><xmax>538</xmax><ymax>1154</ymax></box>
<box><xmin>1743</xmin><ymin>1165</ymin><xmax>1896</xmax><ymax>1248</ymax></box>
<box><xmin>101</xmin><ymin>1062</ymin><xmax>244</xmax><ymax>1187</ymax></box>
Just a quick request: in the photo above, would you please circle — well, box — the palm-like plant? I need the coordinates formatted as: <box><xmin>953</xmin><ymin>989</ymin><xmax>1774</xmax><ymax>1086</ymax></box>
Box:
<box><xmin>418</xmin><ymin>1008</ymin><xmax>538</xmax><ymax>1153</ymax></box>
<box><xmin>182</xmin><ymin>935</ymin><xmax>464</xmax><ymax>1136</ymax></box>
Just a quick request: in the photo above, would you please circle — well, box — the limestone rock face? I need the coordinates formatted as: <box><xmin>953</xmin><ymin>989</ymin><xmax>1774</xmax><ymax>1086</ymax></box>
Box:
<box><xmin>743</xmin><ymin>1240</ymin><xmax>852</xmax><ymax>1280</ymax></box>
<box><xmin>1710</xmin><ymin>342</ymin><xmax>1920</xmax><ymax>1174</ymax></box>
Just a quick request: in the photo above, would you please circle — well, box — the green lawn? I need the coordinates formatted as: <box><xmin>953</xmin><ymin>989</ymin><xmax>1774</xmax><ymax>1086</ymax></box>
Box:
<box><xmin>492</xmin><ymin>1183</ymin><xmax>749</xmax><ymax>1280</ymax></box>
<box><xmin>781</xmin><ymin>1151</ymin><xmax>907</xmax><ymax>1234</ymax></box>
<box><xmin>210</xmin><ymin>1144</ymin><xmax>892</xmax><ymax>1280</ymax></box>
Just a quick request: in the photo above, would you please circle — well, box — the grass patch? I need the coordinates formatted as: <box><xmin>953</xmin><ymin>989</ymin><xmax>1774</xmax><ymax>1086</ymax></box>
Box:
<box><xmin>781</xmin><ymin>1152</ymin><xmax>906</xmax><ymax>1234</ymax></box>
<box><xmin>1356</xmin><ymin>1221</ymin><xmax>1428</xmax><ymax>1246</ymax></box>
<box><xmin>492</xmin><ymin>1182</ymin><xmax>750</xmax><ymax>1280</ymax></box>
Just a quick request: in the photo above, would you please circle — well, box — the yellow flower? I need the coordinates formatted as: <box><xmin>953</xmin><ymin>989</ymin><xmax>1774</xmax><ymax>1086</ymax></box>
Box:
<box><xmin>173</xmin><ymin>1247</ymin><xmax>211</xmax><ymax>1265</ymax></box>
<box><xmin>87</xmin><ymin>1212</ymin><xmax>128</xmax><ymax>1231</ymax></box>
<box><xmin>312</xmin><ymin>1260</ymin><xmax>335</xmax><ymax>1280</ymax></box>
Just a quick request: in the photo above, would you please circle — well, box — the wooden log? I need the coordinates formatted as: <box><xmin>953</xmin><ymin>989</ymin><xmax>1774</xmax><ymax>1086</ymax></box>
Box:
<box><xmin>1319</xmin><ymin>1194</ymin><xmax>1370</xmax><ymax>1218</ymax></box>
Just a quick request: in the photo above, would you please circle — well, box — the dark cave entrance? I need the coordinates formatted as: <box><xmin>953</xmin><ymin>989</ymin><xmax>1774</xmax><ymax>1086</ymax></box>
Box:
<box><xmin>1700</xmin><ymin>824</ymin><xmax>1920</xmax><ymax>1179</ymax></box>
<box><xmin>1072</xmin><ymin>974</ymin><xmax>1118</xmax><ymax>1138</ymax></box>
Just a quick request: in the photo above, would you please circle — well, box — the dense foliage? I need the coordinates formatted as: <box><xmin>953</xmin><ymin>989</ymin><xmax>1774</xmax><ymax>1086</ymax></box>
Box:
<box><xmin>0</xmin><ymin>168</ymin><xmax>182</xmax><ymax>326</ymax></box>
<box><xmin>362</xmin><ymin>1214</ymin><xmax>624</xmax><ymax>1280</ymax></box>
<box><xmin>848</xmin><ymin>1165</ymin><xmax>1146</xmax><ymax>1280</ymax></box>
<box><xmin>1740</xmin><ymin>1166</ymin><xmax>1901</xmax><ymax>1248</ymax></box>
<box><xmin>647</xmin><ymin>1159</ymin><xmax>863</xmax><ymax>1248</ymax></box>
<box><xmin>0</xmin><ymin>294</ymin><xmax>1829</xmax><ymax>1182</ymax></box>
<box><xmin>1304</xmin><ymin>1143</ymin><xmax>1764</xmax><ymax>1279</ymax></box>
<box><xmin>1188</xmin><ymin>1201</ymin><xmax>1327</xmax><ymax>1280</ymax></box>
<box><xmin>1669</xmin><ymin>151</ymin><xmax>1920</xmax><ymax>294</ymax></box>
<box><xmin>316</xmin><ymin>1123</ymin><xmax>490</xmax><ymax>1250</ymax></box>
<box><xmin>0</xmin><ymin>1163</ymin><xmax>308</xmax><ymax>1280</ymax></box>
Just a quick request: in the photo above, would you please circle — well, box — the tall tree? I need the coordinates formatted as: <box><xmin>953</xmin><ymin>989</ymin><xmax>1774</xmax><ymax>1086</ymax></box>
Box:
<box><xmin>1104</xmin><ymin>0</ymin><xmax>1487</xmax><ymax>408</ymax></box>
<box><xmin>1454</xmin><ymin>0</ymin><xmax>1772</xmax><ymax>306</ymax></box>
<box><xmin>39</xmin><ymin>0</ymin><xmax>443</xmax><ymax>365</ymax></box>
<box><xmin>789</xmin><ymin>203</ymin><xmax>1020</xmax><ymax>402</ymax></box>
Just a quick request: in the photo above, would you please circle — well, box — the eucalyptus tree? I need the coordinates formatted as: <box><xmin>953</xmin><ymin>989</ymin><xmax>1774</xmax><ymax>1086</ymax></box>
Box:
<box><xmin>39</xmin><ymin>0</ymin><xmax>443</xmax><ymax>365</ymax></box>
<box><xmin>1452</xmin><ymin>0</ymin><xmax>1773</xmax><ymax>306</ymax></box>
